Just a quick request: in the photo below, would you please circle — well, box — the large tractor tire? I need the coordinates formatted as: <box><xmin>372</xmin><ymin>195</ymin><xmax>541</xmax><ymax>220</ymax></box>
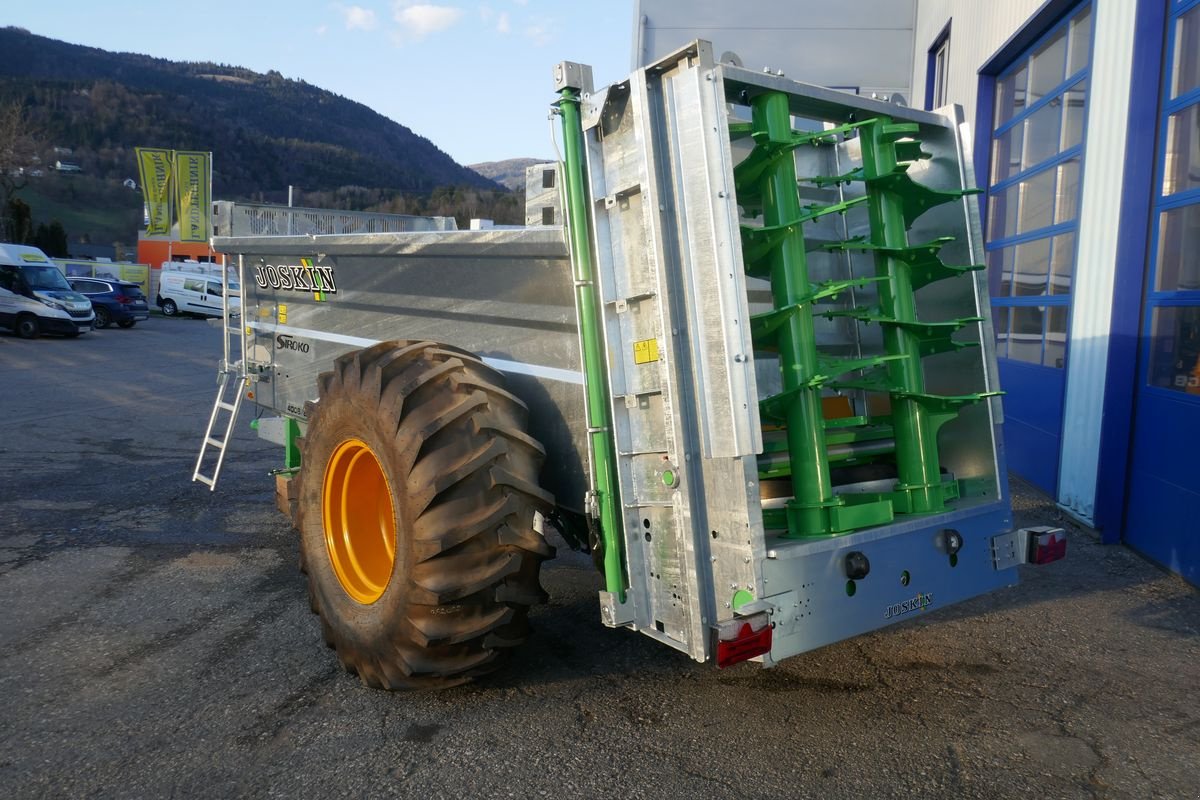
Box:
<box><xmin>296</xmin><ymin>340</ymin><xmax>555</xmax><ymax>689</ymax></box>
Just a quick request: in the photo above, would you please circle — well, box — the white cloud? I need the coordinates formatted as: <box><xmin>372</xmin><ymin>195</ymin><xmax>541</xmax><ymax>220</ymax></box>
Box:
<box><xmin>392</xmin><ymin>2</ymin><xmax>464</xmax><ymax>40</ymax></box>
<box><xmin>524</xmin><ymin>19</ymin><xmax>552</xmax><ymax>46</ymax></box>
<box><xmin>341</xmin><ymin>4</ymin><xmax>379</xmax><ymax>31</ymax></box>
<box><xmin>496</xmin><ymin>11</ymin><xmax>510</xmax><ymax>33</ymax></box>
<box><xmin>479</xmin><ymin>4</ymin><xmax>494</xmax><ymax>22</ymax></box>
<box><xmin>315</xmin><ymin>24</ymin><xmax>329</xmax><ymax>35</ymax></box>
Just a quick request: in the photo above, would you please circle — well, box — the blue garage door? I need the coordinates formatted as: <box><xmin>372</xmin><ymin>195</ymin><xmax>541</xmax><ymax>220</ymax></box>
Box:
<box><xmin>1125</xmin><ymin>0</ymin><xmax>1200</xmax><ymax>585</ymax></box>
<box><xmin>986</xmin><ymin>4</ymin><xmax>1093</xmax><ymax>493</ymax></box>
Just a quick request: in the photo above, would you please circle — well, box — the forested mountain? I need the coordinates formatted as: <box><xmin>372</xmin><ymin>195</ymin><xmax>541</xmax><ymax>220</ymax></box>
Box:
<box><xmin>469</xmin><ymin>158</ymin><xmax>544</xmax><ymax>192</ymax></box>
<box><xmin>0</xmin><ymin>26</ymin><xmax>503</xmax><ymax>203</ymax></box>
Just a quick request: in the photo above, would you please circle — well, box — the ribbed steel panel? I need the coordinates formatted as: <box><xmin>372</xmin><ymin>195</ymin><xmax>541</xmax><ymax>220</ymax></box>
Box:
<box><xmin>1058</xmin><ymin>0</ymin><xmax>1137</xmax><ymax>524</ymax></box>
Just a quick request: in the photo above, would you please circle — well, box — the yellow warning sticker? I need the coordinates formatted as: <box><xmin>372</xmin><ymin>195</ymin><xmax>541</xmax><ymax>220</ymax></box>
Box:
<box><xmin>278</xmin><ymin>303</ymin><xmax>288</xmax><ymax>324</ymax></box>
<box><xmin>633</xmin><ymin>338</ymin><xmax>659</xmax><ymax>365</ymax></box>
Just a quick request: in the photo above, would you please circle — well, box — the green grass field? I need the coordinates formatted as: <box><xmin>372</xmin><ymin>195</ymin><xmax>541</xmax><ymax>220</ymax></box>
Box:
<box><xmin>16</xmin><ymin>176</ymin><xmax>142</xmax><ymax>247</ymax></box>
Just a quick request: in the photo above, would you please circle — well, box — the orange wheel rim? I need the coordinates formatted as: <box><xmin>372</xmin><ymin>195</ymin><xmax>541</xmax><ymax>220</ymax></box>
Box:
<box><xmin>322</xmin><ymin>438</ymin><xmax>396</xmax><ymax>604</ymax></box>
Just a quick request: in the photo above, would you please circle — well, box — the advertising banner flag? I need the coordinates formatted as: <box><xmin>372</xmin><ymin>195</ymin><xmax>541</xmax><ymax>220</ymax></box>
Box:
<box><xmin>135</xmin><ymin>147</ymin><xmax>173</xmax><ymax>235</ymax></box>
<box><xmin>175</xmin><ymin>151</ymin><xmax>212</xmax><ymax>242</ymax></box>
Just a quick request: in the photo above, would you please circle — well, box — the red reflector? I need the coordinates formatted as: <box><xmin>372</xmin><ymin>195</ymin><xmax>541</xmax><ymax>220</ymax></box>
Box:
<box><xmin>1028</xmin><ymin>529</ymin><xmax>1067</xmax><ymax>564</ymax></box>
<box><xmin>714</xmin><ymin>612</ymin><xmax>772</xmax><ymax>668</ymax></box>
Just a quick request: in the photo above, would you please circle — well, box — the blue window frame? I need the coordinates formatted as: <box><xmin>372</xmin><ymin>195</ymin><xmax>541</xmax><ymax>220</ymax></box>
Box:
<box><xmin>985</xmin><ymin>4</ymin><xmax>1094</xmax><ymax>369</ymax></box>
<box><xmin>1142</xmin><ymin>0</ymin><xmax>1200</xmax><ymax>400</ymax></box>
<box><xmin>925</xmin><ymin>22</ymin><xmax>952</xmax><ymax>110</ymax></box>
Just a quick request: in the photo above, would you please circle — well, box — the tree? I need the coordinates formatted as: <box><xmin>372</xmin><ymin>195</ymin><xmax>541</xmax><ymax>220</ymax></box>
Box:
<box><xmin>33</xmin><ymin>220</ymin><xmax>69</xmax><ymax>257</ymax></box>
<box><xmin>4</xmin><ymin>197</ymin><xmax>33</xmax><ymax>244</ymax></box>
<box><xmin>0</xmin><ymin>102</ymin><xmax>40</xmax><ymax>211</ymax></box>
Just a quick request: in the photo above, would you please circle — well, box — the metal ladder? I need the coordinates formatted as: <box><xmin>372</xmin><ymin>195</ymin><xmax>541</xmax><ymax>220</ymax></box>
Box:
<box><xmin>193</xmin><ymin>255</ymin><xmax>247</xmax><ymax>490</ymax></box>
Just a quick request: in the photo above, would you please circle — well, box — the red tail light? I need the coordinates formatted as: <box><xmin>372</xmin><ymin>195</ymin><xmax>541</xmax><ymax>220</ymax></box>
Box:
<box><xmin>115</xmin><ymin>294</ymin><xmax>132</xmax><ymax>304</ymax></box>
<box><xmin>714</xmin><ymin>611</ymin><xmax>772</xmax><ymax>668</ymax></box>
<box><xmin>1027</xmin><ymin>528</ymin><xmax>1067</xmax><ymax>564</ymax></box>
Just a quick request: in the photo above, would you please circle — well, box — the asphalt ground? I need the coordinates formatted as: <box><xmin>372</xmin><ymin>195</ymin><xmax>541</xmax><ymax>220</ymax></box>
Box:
<box><xmin>0</xmin><ymin>316</ymin><xmax>1197</xmax><ymax>800</ymax></box>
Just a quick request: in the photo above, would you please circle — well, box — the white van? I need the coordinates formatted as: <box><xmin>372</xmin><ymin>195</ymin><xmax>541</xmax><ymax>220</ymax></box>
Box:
<box><xmin>0</xmin><ymin>244</ymin><xmax>95</xmax><ymax>338</ymax></box>
<box><xmin>157</xmin><ymin>270</ymin><xmax>241</xmax><ymax>318</ymax></box>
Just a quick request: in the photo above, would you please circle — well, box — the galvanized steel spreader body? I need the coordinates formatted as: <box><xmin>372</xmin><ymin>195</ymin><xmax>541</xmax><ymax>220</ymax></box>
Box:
<box><xmin>202</xmin><ymin>43</ymin><xmax>1058</xmax><ymax>682</ymax></box>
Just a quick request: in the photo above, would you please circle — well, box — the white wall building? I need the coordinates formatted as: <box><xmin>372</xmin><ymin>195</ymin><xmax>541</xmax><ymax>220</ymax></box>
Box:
<box><xmin>632</xmin><ymin>0</ymin><xmax>1199</xmax><ymax>585</ymax></box>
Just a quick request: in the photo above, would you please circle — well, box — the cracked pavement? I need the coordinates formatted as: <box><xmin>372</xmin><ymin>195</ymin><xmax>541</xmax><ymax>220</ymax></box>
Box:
<box><xmin>1</xmin><ymin>319</ymin><xmax>1197</xmax><ymax>799</ymax></box>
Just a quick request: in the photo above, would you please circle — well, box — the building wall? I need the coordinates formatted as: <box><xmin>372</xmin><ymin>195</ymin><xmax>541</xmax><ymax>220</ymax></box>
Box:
<box><xmin>912</xmin><ymin>1</ymin><xmax>1049</xmax><ymax>120</ymax></box>
<box><xmin>912</xmin><ymin>0</ymin><xmax>1143</xmax><ymax>527</ymax></box>
<box><xmin>136</xmin><ymin>237</ymin><xmax>220</xmax><ymax>271</ymax></box>
<box><xmin>635</xmin><ymin>0</ymin><xmax>917</xmax><ymax>101</ymax></box>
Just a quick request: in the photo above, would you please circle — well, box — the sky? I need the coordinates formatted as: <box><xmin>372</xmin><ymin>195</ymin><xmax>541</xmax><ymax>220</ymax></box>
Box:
<box><xmin>4</xmin><ymin>1</ymin><xmax>635</xmax><ymax>166</ymax></box>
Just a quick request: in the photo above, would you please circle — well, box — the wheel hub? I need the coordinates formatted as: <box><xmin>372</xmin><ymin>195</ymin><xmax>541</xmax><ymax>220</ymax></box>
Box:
<box><xmin>322</xmin><ymin>438</ymin><xmax>396</xmax><ymax>604</ymax></box>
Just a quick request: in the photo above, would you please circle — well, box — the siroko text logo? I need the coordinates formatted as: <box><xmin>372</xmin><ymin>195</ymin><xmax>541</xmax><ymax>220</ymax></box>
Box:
<box><xmin>276</xmin><ymin>334</ymin><xmax>311</xmax><ymax>353</ymax></box>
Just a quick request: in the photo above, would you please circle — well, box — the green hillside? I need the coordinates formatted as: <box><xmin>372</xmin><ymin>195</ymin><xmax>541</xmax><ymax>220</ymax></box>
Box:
<box><xmin>0</xmin><ymin>26</ymin><xmax>515</xmax><ymax>245</ymax></box>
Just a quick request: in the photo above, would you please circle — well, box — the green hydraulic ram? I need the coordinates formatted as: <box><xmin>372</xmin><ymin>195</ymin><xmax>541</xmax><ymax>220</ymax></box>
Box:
<box><xmin>557</xmin><ymin>87</ymin><xmax>626</xmax><ymax>600</ymax></box>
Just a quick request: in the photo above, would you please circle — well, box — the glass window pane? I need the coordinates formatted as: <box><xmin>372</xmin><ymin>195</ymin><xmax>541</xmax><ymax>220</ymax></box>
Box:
<box><xmin>1009</xmin><ymin>306</ymin><xmax>1046</xmax><ymax>364</ymax></box>
<box><xmin>1162</xmin><ymin>102</ymin><xmax>1200</xmax><ymax>197</ymax></box>
<box><xmin>995</xmin><ymin>63</ymin><xmax>1028</xmax><ymax>128</ymax></box>
<box><xmin>1024</xmin><ymin>97</ymin><xmax>1065</xmax><ymax>168</ymax></box>
<box><xmin>1044</xmin><ymin>306</ymin><xmax>1068</xmax><ymax>368</ymax></box>
<box><xmin>989</xmin><ymin>246</ymin><xmax>1015</xmax><ymax>296</ymax></box>
<box><xmin>934</xmin><ymin>43</ymin><xmax>949</xmax><ymax>107</ymax></box>
<box><xmin>1061</xmin><ymin>78</ymin><xmax>1088</xmax><ymax>151</ymax></box>
<box><xmin>993</xmin><ymin>306</ymin><xmax>1011</xmax><ymax>358</ymax></box>
<box><xmin>1171</xmin><ymin>4</ymin><xmax>1200</xmax><ymax>100</ymax></box>
<box><xmin>1049</xmin><ymin>232</ymin><xmax>1076</xmax><ymax>296</ymax></box>
<box><xmin>1147</xmin><ymin>307</ymin><xmax>1200</xmax><ymax>394</ymax></box>
<box><xmin>1067</xmin><ymin>6</ymin><xmax>1093</xmax><ymax>78</ymax></box>
<box><xmin>1013</xmin><ymin>237</ymin><xmax>1052</xmax><ymax>296</ymax></box>
<box><xmin>1019</xmin><ymin>166</ymin><xmax>1058</xmax><ymax>235</ymax></box>
<box><xmin>988</xmin><ymin>181</ymin><xmax>1020</xmax><ymax>241</ymax></box>
<box><xmin>991</xmin><ymin>126</ymin><xmax>1024</xmax><ymax>184</ymax></box>
<box><xmin>1028</xmin><ymin>29</ymin><xmax>1068</xmax><ymax>105</ymax></box>
<box><xmin>1054</xmin><ymin>158</ymin><xmax>1081</xmax><ymax>224</ymax></box>
<box><xmin>1155</xmin><ymin>203</ymin><xmax>1200</xmax><ymax>292</ymax></box>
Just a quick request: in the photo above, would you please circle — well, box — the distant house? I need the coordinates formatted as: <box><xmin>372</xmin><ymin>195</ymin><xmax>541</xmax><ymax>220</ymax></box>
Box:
<box><xmin>123</xmin><ymin>178</ymin><xmax>137</xmax><ymax>190</ymax></box>
<box><xmin>53</xmin><ymin>146</ymin><xmax>73</xmax><ymax>156</ymax></box>
<box><xmin>55</xmin><ymin>160</ymin><xmax>82</xmax><ymax>173</ymax></box>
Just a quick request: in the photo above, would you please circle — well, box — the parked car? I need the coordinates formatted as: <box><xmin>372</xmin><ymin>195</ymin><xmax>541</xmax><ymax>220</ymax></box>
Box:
<box><xmin>68</xmin><ymin>278</ymin><xmax>151</xmax><ymax>328</ymax></box>
<box><xmin>0</xmin><ymin>244</ymin><xmax>94</xmax><ymax>338</ymax></box>
<box><xmin>156</xmin><ymin>271</ymin><xmax>240</xmax><ymax>319</ymax></box>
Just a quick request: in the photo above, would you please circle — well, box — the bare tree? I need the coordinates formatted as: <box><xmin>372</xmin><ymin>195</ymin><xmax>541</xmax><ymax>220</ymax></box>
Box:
<box><xmin>0</xmin><ymin>102</ymin><xmax>40</xmax><ymax>211</ymax></box>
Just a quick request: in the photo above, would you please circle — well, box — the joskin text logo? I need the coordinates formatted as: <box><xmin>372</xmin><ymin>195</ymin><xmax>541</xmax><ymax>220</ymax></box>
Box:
<box><xmin>884</xmin><ymin>592</ymin><xmax>933</xmax><ymax>620</ymax></box>
<box><xmin>254</xmin><ymin>262</ymin><xmax>337</xmax><ymax>296</ymax></box>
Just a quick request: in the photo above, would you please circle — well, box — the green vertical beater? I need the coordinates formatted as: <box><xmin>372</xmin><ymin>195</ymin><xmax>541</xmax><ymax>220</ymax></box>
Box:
<box><xmin>751</xmin><ymin>92</ymin><xmax>840</xmax><ymax>536</ymax></box>
<box><xmin>859</xmin><ymin>118</ymin><xmax>946</xmax><ymax>513</ymax></box>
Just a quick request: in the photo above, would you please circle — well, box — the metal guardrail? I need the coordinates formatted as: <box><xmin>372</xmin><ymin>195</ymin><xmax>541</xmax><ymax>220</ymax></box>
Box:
<box><xmin>211</xmin><ymin>201</ymin><xmax>457</xmax><ymax>238</ymax></box>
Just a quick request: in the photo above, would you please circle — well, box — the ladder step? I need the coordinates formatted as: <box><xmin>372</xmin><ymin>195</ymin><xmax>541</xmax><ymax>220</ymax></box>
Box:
<box><xmin>217</xmin><ymin>401</ymin><xmax>237</xmax><ymax>411</ymax></box>
<box><xmin>205</xmin><ymin>437</ymin><xmax>225</xmax><ymax>449</ymax></box>
<box><xmin>194</xmin><ymin>474</ymin><xmax>215</xmax><ymax>487</ymax></box>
